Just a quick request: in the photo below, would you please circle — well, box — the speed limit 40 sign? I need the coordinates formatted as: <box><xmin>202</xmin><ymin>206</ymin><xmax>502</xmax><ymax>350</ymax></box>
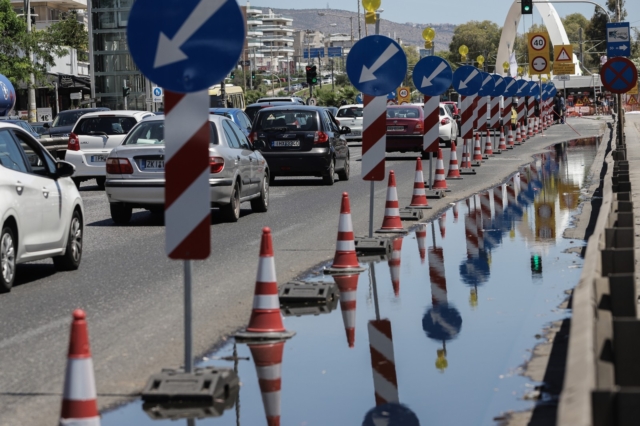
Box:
<box><xmin>528</xmin><ymin>32</ymin><xmax>550</xmax><ymax>75</ymax></box>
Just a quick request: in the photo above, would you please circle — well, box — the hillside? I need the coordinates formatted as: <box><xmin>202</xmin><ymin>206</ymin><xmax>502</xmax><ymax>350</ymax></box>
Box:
<box><xmin>258</xmin><ymin>6</ymin><xmax>454</xmax><ymax>52</ymax></box>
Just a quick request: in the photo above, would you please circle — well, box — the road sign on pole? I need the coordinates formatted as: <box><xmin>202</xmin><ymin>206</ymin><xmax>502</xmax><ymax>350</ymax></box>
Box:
<box><xmin>553</xmin><ymin>45</ymin><xmax>575</xmax><ymax>75</ymax></box>
<box><xmin>606</xmin><ymin>22</ymin><xmax>631</xmax><ymax>58</ymax></box>
<box><xmin>452</xmin><ymin>66</ymin><xmax>483</xmax><ymax>96</ymax></box>
<box><xmin>347</xmin><ymin>35</ymin><xmax>407</xmax><ymax>96</ymax></box>
<box><xmin>152</xmin><ymin>87</ymin><xmax>163</xmax><ymax>103</ymax></box>
<box><xmin>397</xmin><ymin>87</ymin><xmax>411</xmax><ymax>104</ymax></box>
<box><xmin>528</xmin><ymin>32</ymin><xmax>550</xmax><ymax>75</ymax></box>
<box><xmin>600</xmin><ymin>57</ymin><xmax>638</xmax><ymax>94</ymax></box>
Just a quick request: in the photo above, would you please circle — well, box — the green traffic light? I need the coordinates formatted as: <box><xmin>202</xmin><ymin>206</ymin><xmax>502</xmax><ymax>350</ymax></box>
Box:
<box><xmin>524</xmin><ymin>5</ymin><xmax>530</xmax><ymax>11</ymax></box>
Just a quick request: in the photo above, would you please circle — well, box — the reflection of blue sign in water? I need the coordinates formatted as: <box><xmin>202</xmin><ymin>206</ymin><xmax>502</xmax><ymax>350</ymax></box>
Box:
<box><xmin>347</xmin><ymin>35</ymin><xmax>407</xmax><ymax>96</ymax></box>
<box><xmin>478</xmin><ymin>72</ymin><xmax>495</xmax><ymax>97</ymax></box>
<box><xmin>606</xmin><ymin>22</ymin><xmax>631</xmax><ymax>58</ymax></box>
<box><xmin>303</xmin><ymin>47</ymin><xmax>325</xmax><ymax>59</ymax></box>
<box><xmin>153</xmin><ymin>87</ymin><xmax>162</xmax><ymax>97</ymax></box>
<box><xmin>459</xmin><ymin>251</ymin><xmax>490</xmax><ymax>286</ymax></box>
<box><xmin>503</xmin><ymin>77</ymin><xmax>518</xmax><ymax>97</ymax></box>
<box><xmin>422</xmin><ymin>305</ymin><xmax>462</xmax><ymax>342</ymax></box>
<box><xmin>127</xmin><ymin>0</ymin><xmax>245</xmax><ymax>93</ymax></box>
<box><xmin>452</xmin><ymin>66</ymin><xmax>482</xmax><ymax>96</ymax></box>
<box><xmin>327</xmin><ymin>47</ymin><xmax>343</xmax><ymax>58</ymax></box>
<box><xmin>412</xmin><ymin>56</ymin><xmax>453</xmax><ymax>96</ymax></box>
<box><xmin>362</xmin><ymin>403</ymin><xmax>420</xmax><ymax>426</ymax></box>
<box><xmin>491</xmin><ymin>74</ymin><xmax>506</xmax><ymax>97</ymax></box>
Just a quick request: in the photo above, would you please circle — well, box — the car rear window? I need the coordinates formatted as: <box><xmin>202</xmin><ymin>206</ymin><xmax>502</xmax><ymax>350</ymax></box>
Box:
<box><xmin>439</xmin><ymin>107</ymin><xmax>446</xmax><ymax>116</ymax></box>
<box><xmin>75</xmin><ymin>117</ymin><xmax>137</xmax><ymax>136</ymax></box>
<box><xmin>123</xmin><ymin>121</ymin><xmax>219</xmax><ymax>145</ymax></box>
<box><xmin>387</xmin><ymin>107</ymin><xmax>421</xmax><ymax>118</ymax></box>
<box><xmin>245</xmin><ymin>105</ymin><xmax>270</xmax><ymax>123</ymax></box>
<box><xmin>337</xmin><ymin>107</ymin><xmax>363</xmax><ymax>118</ymax></box>
<box><xmin>255</xmin><ymin>110</ymin><xmax>319</xmax><ymax>132</ymax></box>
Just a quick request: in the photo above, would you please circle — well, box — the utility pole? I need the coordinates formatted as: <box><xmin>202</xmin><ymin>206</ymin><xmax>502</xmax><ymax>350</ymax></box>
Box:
<box><xmin>579</xmin><ymin>27</ymin><xmax>584</xmax><ymax>68</ymax></box>
<box><xmin>24</xmin><ymin>0</ymin><xmax>37</xmax><ymax>122</ymax></box>
<box><xmin>356</xmin><ymin>0</ymin><xmax>361</xmax><ymax>39</ymax></box>
<box><xmin>331</xmin><ymin>59</ymin><xmax>334</xmax><ymax>91</ymax></box>
<box><xmin>123</xmin><ymin>80</ymin><xmax>128</xmax><ymax>110</ymax></box>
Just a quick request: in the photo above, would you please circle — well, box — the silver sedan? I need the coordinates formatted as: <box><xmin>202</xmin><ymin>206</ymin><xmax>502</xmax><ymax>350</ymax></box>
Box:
<box><xmin>104</xmin><ymin>115</ymin><xmax>270</xmax><ymax>224</ymax></box>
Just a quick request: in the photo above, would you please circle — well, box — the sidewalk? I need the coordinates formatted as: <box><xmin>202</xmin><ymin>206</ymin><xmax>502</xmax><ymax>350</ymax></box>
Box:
<box><xmin>624</xmin><ymin>113</ymin><xmax>640</xmax><ymax>309</ymax></box>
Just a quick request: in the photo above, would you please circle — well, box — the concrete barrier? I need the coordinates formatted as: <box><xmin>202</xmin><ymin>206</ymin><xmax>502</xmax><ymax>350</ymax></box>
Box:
<box><xmin>39</xmin><ymin>136</ymin><xmax>68</xmax><ymax>159</ymax></box>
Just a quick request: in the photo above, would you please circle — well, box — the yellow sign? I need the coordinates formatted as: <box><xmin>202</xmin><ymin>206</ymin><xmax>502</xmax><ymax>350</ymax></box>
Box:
<box><xmin>553</xmin><ymin>45</ymin><xmax>575</xmax><ymax>75</ymax></box>
<box><xmin>528</xmin><ymin>32</ymin><xmax>550</xmax><ymax>75</ymax></box>
<box><xmin>628</xmin><ymin>84</ymin><xmax>638</xmax><ymax>95</ymax></box>
<box><xmin>397</xmin><ymin>87</ymin><xmax>411</xmax><ymax>104</ymax></box>
<box><xmin>628</xmin><ymin>95</ymin><xmax>638</xmax><ymax>106</ymax></box>
<box><xmin>458</xmin><ymin>45</ymin><xmax>468</xmax><ymax>56</ymax></box>
<box><xmin>422</xmin><ymin>28</ymin><xmax>435</xmax><ymax>42</ymax></box>
<box><xmin>362</xmin><ymin>0</ymin><xmax>381</xmax><ymax>12</ymax></box>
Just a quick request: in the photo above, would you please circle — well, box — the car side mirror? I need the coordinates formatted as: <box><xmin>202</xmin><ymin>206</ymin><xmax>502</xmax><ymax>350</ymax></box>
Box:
<box><xmin>340</xmin><ymin>126</ymin><xmax>351</xmax><ymax>134</ymax></box>
<box><xmin>43</xmin><ymin>122</ymin><xmax>50</xmax><ymax>128</ymax></box>
<box><xmin>56</xmin><ymin>160</ymin><xmax>75</xmax><ymax>178</ymax></box>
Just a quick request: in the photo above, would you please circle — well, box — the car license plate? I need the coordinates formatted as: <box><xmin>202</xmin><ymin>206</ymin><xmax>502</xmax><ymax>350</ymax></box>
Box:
<box><xmin>387</xmin><ymin>126</ymin><xmax>405</xmax><ymax>131</ymax></box>
<box><xmin>91</xmin><ymin>155</ymin><xmax>107</xmax><ymax>162</ymax></box>
<box><xmin>144</xmin><ymin>159</ymin><xmax>164</xmax><ymax>170</ymax></box>
<box><xmin>348</xmin><ymin>130</ymin><xmax>362</xmax><ymax>136</ymax></box>
<box><xmin>272</xmin><ymin>140</ymin><xmax>300</xmax><ymax>147</ymax></box>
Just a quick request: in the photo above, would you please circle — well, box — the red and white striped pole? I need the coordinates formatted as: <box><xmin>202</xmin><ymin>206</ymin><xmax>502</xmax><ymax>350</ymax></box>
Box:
<box><xmin>368</xmin><ymin>319</ymin><xmax>399</xmax><ymax>406</ymax></box>
<box><xmin>363</xmin><ymin>94</ymin><xmax>387</xmax><ymax>237</ymax></box>
<box><xmin>527</xmin><ymin>96</ymin><xmax>535</xmax><ymax>139</ymax></box>
<box><xmin>477</xmin><ymin>93</ymin><xmax>489</xmax><ymax>155</ymax></box>
<box><xmin>460</xmin><ymin>95</ymin><xmax>474</xmax><ymax>169</ymax></box>
<box><xmin>423</xmin><ymin>95</ymin><xmax>440</xmax><ymax>189</ymax></box>
<box><xmin>489</xmin><ymin>95</ymin><xmax>501</xmax><ymax>152</ymax></box>
<box><xmin>516</xmin><ymin>91</ymin><xmax>525</xmax><ymax>132</ymax></box>
<box><xmin>428</xmin><ymin>247</ymin><xmax>448</xmax><ymax>306</ymax></box>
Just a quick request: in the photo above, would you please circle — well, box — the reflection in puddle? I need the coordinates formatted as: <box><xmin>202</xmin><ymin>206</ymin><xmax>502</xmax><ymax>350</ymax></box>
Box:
<box><xmin>102</xmin><ymin>138</ymin><xmax>598</xmax><ymax>425</ymax></box>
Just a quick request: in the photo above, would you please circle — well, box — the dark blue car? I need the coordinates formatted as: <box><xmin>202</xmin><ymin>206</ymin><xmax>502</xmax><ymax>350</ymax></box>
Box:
<box><xmin>209</xmin><ymin>108</ymin><xmax>253</xmax><ymax>136</ymax></box>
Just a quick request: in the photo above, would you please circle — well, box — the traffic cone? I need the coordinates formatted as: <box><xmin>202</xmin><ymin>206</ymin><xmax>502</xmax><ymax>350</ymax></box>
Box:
<box><xmin>388</xmin><ymin>238</ymin><xmax>402</xmax><ymax>297</ymax></box>
<box><xmin>433</xmin><ymin>148</ymin><xmax>449</xmax><ymax>187</ymax></box>
<box><xmin>60</xmin><ymin>309</ymin><xmax>99</xmax><ymax>426</ymax></box>
<box><xmin>438</xmin><ymin>212</ymin><xmax>446</xmax><ymax>239</ymax></box>
<box><xmin>377</xmin><ymin>171</ymin><xmax>405</xmax><ymax>233</ymax></box>
<box><xmin>248</xmin><ymin>340</ymin><xmax>286</xmax><ymax>426</ymax></box>
<box><xmin>459</xmin><ymin>140</ymin><xmax>469</xmax><ymax>168</ymax></box>
<box><xmin>333</xmin><ymin>274</ymin><xmax>359</xmax><ymax>348</ymax></box>
<box><xmin>473</xmin><ymin>134</ymin><xmax>483</xmax><ymax>161</ymax></box>
<box><xmin>534</xmin><ymin>117</ymin><xmax>539</xmax><ymax>134</ymax></box>
<box><xmin>498</xmin><ymin>127</ymin><xmax>507</xmax><ymax>151</ymax></box>
<box><xmin>416</xmin><ymin>223</ymin><xmax>427</xmax><ymax>263</ymax></box>
<box><xmin>408</xmin><ymin>158</ymin><xmax>430</xmax><ymax>209</ymax></box>
<box><xmin>325</xmin><ymin>193</ymin><xmax>365</xmax><ymax>274</ymax></box>
<box><xmin>528</xmin><ymin>118</ymin><xmax>534</xmax><ymax>138</ymax></box>
<box><xmin>507</xmin><ymin>126</ymin><xmax>514</xmax><ymax>148</ymax></box>
<box><xmin>235</xmin><ymin>228</ymin><xmax>295</xmax><ymax>341</ymax></box>
<box><xmin>484</xmin><ymin>131</ymin><xmax>494</xmax><ymax>156</ymax></box>
<box><xmin>446</xmin><ymin>142</ymin><xmax>463</xmax><ymax>180</ymax></box>
<box><xmin>515</xmin><ymin>124</ymin><xmax>522</xmax><ymax>145</ymax></box>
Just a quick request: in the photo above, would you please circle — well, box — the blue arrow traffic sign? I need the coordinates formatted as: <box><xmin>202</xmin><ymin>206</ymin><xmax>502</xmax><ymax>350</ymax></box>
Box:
<box><xmin>127</xmin><ymin>0</ymin><xmax>245</xmax><ymax>93</ymax></box>
<box><xmin>491</xmin><ymin>74</ymin><xmax>506</xmax><ymax>97</ymax></box>
<box><xmin>387</xmin><ymin>90</ymin><xmax>397</xmax><ymax>100</ymax></box>
<box><xmin>516</xmin><ymin>79</ymin><xmax>530</xmax><ymax>96</ymax></box>
<box><xmin>452</xmin><ymin>66</ymin><xmax>483</xmax><ymax>96</ymax></box>
<box><xmin>528</xmin><ymin>82</ymin><xmax>540</xmax><ymax>99</ymax></box>
<box><xmin>412</xmin><ymin>56</ymin><xmax>452</xmax><ymax>96</ymax></box>
<box><xmin>346</xmin><ymin>35</ymin><xmax>407</xmax><ymax>96</ymax></box>
<box><xmin>478</xmin><ymin>72</ymin><xmax>495</xmax><ymax>96</ymax></box>
<box><xmin>503</xmin><ymin>77</ymin><xmax>518</xmax><ymax>97</ymax></box>
<box><xmin>548</xmin><ymin>84</ymin><xmax>557</xmax><ymax>98</ymax></box>
<box><xmin>606</xmin><ymin>22</ymin><xmax>631</xmax><ymax>58</ymax></box>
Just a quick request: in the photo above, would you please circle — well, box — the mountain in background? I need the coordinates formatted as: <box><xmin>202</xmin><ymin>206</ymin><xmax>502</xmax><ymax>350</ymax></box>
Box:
<box><xmin>256</xmin><ymin>6</ymin><xmax>455</xmax><ymax>52</ymax></box>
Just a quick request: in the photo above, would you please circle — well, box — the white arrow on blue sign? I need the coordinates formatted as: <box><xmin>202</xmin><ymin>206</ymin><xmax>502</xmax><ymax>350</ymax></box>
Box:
<box><xmin>452</xmin><ymin>66</ymin><xmax>483</xmax><ymax>96</ymax></box>
<box><xmin>412</xmin><ymin>56</ymin><xmax>452</xmax><ymax>96</ymax></box>
<box><xmin>478</xmin><ymin>72</ymin><xmax>495</xmax><ymax>97</ymax></box>
<box><xmin>491</xmin><ymin>75</ymin><xmax>506</xmax><ymax>97</ymax></box>
<box><xmin>346</xmin><ymin>35</ymin><xmax>407</xmax><ymax>96</ymax></box>
<box><xmin>503</xmin><ymin>77</ymin><xmax>518</xmax><ymax>97</ymax></box>
<box><xmin>606</xmin><ymin>22</ymin><xmax>631</xmax><ymax>58</ymax></box>
<box><xmin>516</xmin><ymin>79</ymin><xmax>530</xmax><ymax>96</ymax></box>
<box><xmin>127</xmin><ymin>0</ymin><xmax>245</xmax><ymax>93</ymax></box>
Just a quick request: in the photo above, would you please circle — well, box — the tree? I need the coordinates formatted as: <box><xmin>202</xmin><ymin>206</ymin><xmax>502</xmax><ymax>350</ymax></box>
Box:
<box><xmin>448</xmin><ymin>20</ymin><xmax>502</xmax><ymax>67</ymax></box>
<box><xmin>45</xmin><ymin>11</ymin><xmax>88</xmax><ymax>53</ymax></box>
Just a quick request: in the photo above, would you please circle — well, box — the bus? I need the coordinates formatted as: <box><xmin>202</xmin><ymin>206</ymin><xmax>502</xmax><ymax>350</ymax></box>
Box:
<box><xmin>208</xmin><ymin>85</ymin><xmax>245</xmax><ymax>110</ymax></box>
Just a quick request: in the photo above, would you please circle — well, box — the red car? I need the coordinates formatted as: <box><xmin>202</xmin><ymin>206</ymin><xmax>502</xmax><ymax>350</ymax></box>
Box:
<box><xmin>386</xmin><ymin>105</ymin><xmax>426</xmax><ymax>157</ymax></box>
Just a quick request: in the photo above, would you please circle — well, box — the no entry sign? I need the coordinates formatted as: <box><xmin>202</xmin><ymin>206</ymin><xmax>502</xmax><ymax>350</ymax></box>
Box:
<box><xmin>600</xmin><ymin>57</ymin><xmax>638</xmax><ymax>94</ymax></box>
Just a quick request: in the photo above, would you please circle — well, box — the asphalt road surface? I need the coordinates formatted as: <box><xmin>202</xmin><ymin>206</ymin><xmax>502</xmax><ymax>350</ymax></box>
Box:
<box><xmin>0</xmin><ymin>118</ymin><xmax>604</xmax><ymax>425</ymax></box>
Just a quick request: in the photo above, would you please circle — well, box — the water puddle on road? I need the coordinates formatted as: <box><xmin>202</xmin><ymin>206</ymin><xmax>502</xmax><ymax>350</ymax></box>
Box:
<box><xmin>103</xmin><ymin>138</ymin><xmax>599</xmax><ymax>426</ymax></box>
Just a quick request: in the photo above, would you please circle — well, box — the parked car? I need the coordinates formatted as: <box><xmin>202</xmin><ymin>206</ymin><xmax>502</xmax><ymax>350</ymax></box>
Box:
<box><xmin>442</xmin><ymin>101</ymin><xmax>461</xmax><ymax>136</ymax></box>
<box><xmin>249</xmin><ymin>106</ymin><xmax>350</xmax><ymax>185</ymax></box>
<box><xmin>386</xmin><ymin>105</ymin><xmax>426</xmax><ymax>156</ymax></box>
<box><xmin>245</xmin><ymin>101</ymin><xmax>300</xmax><ymax>123</ymax></box>
<box><xmin>105</xmin><ymin>114</ymin><xmax>269</xmax><ymax>224</ymax></box>
<box><xmin>42</xmin><ymin>108</ymin><xmax>110</xmax><ymax>138</ymax></box>
<box><xmin>335</xmin><ymin>104</ymin><xmax>363</xmax><ymax>141</ymax></box>
<box><xmin>209</xmin><ymin>108</ymin><xmax>253</xmax><ymax>136</ymax></box>
<box><xmin>2</xmin><ymin>119</ymin><xmax>40</xmax><ymax>139</ymax></box>
<box><xmin>438</xmin><ymin>103</ymin><xmax>459</xmax><ymax>147</ymax></box>
<box><xmin>66</xmin><ymin>110</ymin><xmax>154</xmax><ymax>189</ymax></box>
<box><xmin>0</xmin><ymin>122</ymin><xmax>84</xmax><ymax>292</ymax></box>
<box><xmin>31</xmin><ymin>121</ymin><xmax>52</xmax><ymax>136</ymax></box>
<box><xmin>323</xmin><ymin>106</ymin><xmax>338</xmax><ymax>118</ymax></box>
<box><xmin>256</xmin><ymin>97</ymin><xmax>305</xmax><ymax>105</ymax></box>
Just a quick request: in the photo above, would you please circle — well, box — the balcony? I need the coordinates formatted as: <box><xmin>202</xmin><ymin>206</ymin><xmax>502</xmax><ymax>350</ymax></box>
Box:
<box><xmin>247</xmin><ymin>39</ymin><xmax>263</xmax><ymax>47</ymax></box>
<box><xmin>259</xmin><ymin>46</ymin><xmax>294</xmax><ymax>55</ymax></box>
<box><xmin>261</xmin><ymin>36</ymin><xmax>294</xmax><ymax>43</ymax></box>
<box><xmin>247</xmin><ymin>19</ymin><xmax>262</xmax><ymax>25</ymax></box>
<box><xmin>247</xmin><ymin>30</ymin><xmax>263</xmax><ymax>37</ymax></box>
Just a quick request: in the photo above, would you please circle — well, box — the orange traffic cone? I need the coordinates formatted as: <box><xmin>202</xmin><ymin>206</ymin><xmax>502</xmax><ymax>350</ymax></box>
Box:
<box><xmin>498</xmin><ymin>126</ymin><xmax>507</xmax><ymax>151</ymax></box>
<box><xmin>408</xmin><ymin>158</ymin><xmax>430</xmax><ymax>209</ymax></box>
<box><xmin>325</xmin><ymin>193</ymin><xmax>365</xmax><ymax>274</ymax></box>
<box><xmin>416</xmin><ymin>223</ymin><xmax>427</xmax><ymax>263</ymax></box>
<box><xmin>333</xmin><ymin>274</ymin><xmax>359</xmax><ymax>348</ymax></box>
<box><xmin>515</xmin><ymin>124</ymin><xmax>522</xmax><ymax>145</ymax></box>
<box><xmin>248</xmin><ymin>340</ymin><xmax>286</xmax><ymax>426</ymax></box>
<box><xmin>484</xmin><ymin>131</ymin><xmax>494</xmax><ymax>156</ymax></box>
<box><xmin>235</xmin><ymin>228</ymin><xmax>295</xmax><ymax>341</ymax></box>
<box><xmin>528</xmin><ymin>118</ymin><xmax>534</xmax><ymax>138</ymax></box>
<box><xmin>446</xmin><ymin>142</ymin><xmax>462</xmax><ymax>180</ymax></box>
<box><xmin>473</xmin><ymin>134</ymin><xmax>483</xmax><ymax>161</ymax></box>
<box><xmin>507</xmin><ymin>126</ymin><xmax>514</xmax><ymax>148</ymax></box>
<box><xmin>60</xmin><ymin>309</ymin><xmax>100</xmax><ymax>426</ymax></box>
<box><xmin>460</xmin><ymin>139</ymin><xmax>472</xmax><ymax>169</ymax></box>
<box><xmin>377</xmin><ymin>171</ymin><xmax>406</xmax><ymax>233</ymax></box>
<box><xmin>388</xmin><ymin>238</ymin><xmax>402</xmax><ymax>297</ymax></box>
<box><xmin>433</xmin><ymin>148</ymin><xmax>449</xmax><ymax>188</ymax></box>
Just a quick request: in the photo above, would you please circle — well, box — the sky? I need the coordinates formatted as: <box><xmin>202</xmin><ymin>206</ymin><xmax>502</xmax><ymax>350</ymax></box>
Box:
<box><xmin>250</xmin><ymin>0</ymin><xmax>640</xmax><ymax>29</ymax></box>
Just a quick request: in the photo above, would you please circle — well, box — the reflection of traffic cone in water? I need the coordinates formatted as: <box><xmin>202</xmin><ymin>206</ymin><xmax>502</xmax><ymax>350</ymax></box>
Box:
<box><xmin>409</xmin><ymin>158</ymin><xmax>429</xmax><ymax>208</ymax></box>
<box><xmin>368</xmin><ymin>319</ymin><xmax>399</xmax><ymax>406</ymax></box>
<box><xmin>446</xmin><ymin>142</ymin><xmax>463</xmax><ymax>179</ymax></box>
<box><xmin>416</xmin><ymin>224</ymin><xmax>427</xmax><ymax>263</ymax></box>
<box><xmin>248</xmin><ymin>340</ymin><xmax>286</xmax><ymax>426</ymax></box>
<box><xmin>388</xmin><ymin>238</ymin><xmax>402</xmax><ymax>297</ymax></box>
<box><xmin>438</xmin><ymin>213</ymin><xmax>446</xmax><ymax>239</ymax></box>
<box><xmin>327</xmin><ymin>193</ymin><xmax>365</xmax><ymax>274</ymax></box>
<box><xmin>60</xmin><ymin>309</ymin><xmax>100</xmax><ymax>426</ymax></box>
<box><xmin>453</xmin><ymin>202</ymin><xmax>459</xmax><ymax>223</ymax></box>
<box><xmin>378</xmin><ymin>171</ymin><xmax>404</xmax><ymax>232</ymax></box>
<box><xmin>433</xmin><ymin>148</ymin><xmax>449</xmax><ymax>188</ymax></box>
<box><xmin>333</xmin><ymin>274</ymin><xmax>359</xmax><ymax>348</ymax></box>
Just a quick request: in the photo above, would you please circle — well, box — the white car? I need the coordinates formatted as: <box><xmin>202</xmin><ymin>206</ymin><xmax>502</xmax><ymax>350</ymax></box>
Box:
<box><xmin>0</xmin><ymin>122</ymin><xmax>84</xmax><ymax>292</ymax></box>
<box><xmin>105</xmin><ymin>115</ymin><xmax>270</xmax><ymax>224</ymax></box>
<box><xmin>65</xmin><ymin>110</ymin><xmax>154</xmax><ymax>189</ymax></box>
<box><xmin>438</xmin><ymin>103</ymin><xmax>458</xmax><ymax>147</ymax></box>
<box><xmin>335</xmin><ymin>104</ymin><xmax>363</xmax><ymax>141</ymax></box>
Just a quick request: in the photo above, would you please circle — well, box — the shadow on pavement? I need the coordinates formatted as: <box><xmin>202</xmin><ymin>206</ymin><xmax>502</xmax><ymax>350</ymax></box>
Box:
<box><xmin>13</xmin><ymin>264</ymin><xmax>57</xmax><ymax>287</ymax></box>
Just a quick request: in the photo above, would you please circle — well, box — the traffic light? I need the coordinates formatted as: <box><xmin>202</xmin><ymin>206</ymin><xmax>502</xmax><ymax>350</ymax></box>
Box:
<box><xmin>306</xmin><ymin>65</ymin><xmax>318</xmax><ymax>85</ymax></box>
<box><xmin>530</xmin><ymin>254</ymin><xmax>542</xmax><ymax>275</ymax></box>
<box><xmin>521</xmin><ymin>0</ymin><xmax>533</xmax><ymax>14</ymax></box>
<box><xmin>251</xmin><ymin>71</ymin><xmax>256</xmax><ymax>80</ymax></box>
<box><xmin>122</xmin><ymin>87</ymin><xmax>131</xmax><ymax>97</ymax></box>
<box><xmin>230</xmin><ymin>71</ymin><xmax>235</xmax><ymax>80</ymax></box>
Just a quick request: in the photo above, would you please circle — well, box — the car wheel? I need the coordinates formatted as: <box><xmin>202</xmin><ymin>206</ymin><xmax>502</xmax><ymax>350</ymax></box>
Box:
<box><xmin>250</xmin><ymin>174</ymin><xmax>269</xmax><ymax>213</ymax></box>
<box><xmin>322</xmin><ymin>159</ymin><xmax>335</xmax><ymax>186</ymax></box>
<box><xmin>0</xmin><ymin>226</ymin><xmax>16</xmax><ymax>293</ymax></box>
<box><xmin>72</xmin><ymin>178</ymin><xmax>81</xmax><ymax>189</ymax></box>
<box><xmin>221</xmin><ymin>182</ymin><xmax>241</xmax><ymax>222</ymax></box>
<box><xmin>110</xmin><ymin>203</ymin><xmax>132</xmax><ymax>225</ymax></box>
<box><xmin>337</xmin><ymin>154</ymin><xmax>350</xmax><ymax>181</ymax></box>
<box><xmin>53</xmin><ymin>211</ymin><xmax>83</xmax><ymax>271</ymax></box>
<box><xmin>95</xmin><ymin>177</ymin><xmax>106</xmax><ymax>190</ymax></box>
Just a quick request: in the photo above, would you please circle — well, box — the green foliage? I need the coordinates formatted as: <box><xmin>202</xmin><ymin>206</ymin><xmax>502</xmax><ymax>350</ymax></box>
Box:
<box><xmin>245</xmin><ymin>90</ymin><xmax>263</xmax><ymax>104</ymax></box>
<box><xmin>448</xmin><ymin>20</ymin><xmax>502</xmax><ymax>69</ymax></box>
<box><xmin>313</xmin><ymin>85</ymin><xmax>359</xmax><ymax>107</ymax></box>
<box><xmin>335</xmin><ymin>73</ymin><xmax>349</xmax><ymax>86</ymax></box>
<box><xmin>45</xmin><ymin>11</ymin><xmax>88</xmax><ymax>52</ymax></box>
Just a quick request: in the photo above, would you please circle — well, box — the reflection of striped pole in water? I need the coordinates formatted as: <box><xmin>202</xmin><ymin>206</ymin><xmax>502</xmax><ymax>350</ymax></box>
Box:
<box><xmin>416</xmin><ymin>224</ymin><xmax>427</xmax><ymax>263</ymax></box>
<box><xmin>333</xmin><ymin>274</ymin><xmax>359</xmax><ymax>348</ymax></box>
<box><xmin>453</xmin><ymin>202</ymin><xmax>459</xmax><ymax>223</ymax></box>
<box><xmin>248</xmin><ymin>340</ymin><xmax>286</xmax><ymax>426</ymax></box>
<box><xmin>368</xmin><ymin>319</ymin><xmax>399</xmax><ymax>406</ymax></box>
<box><xmin>475</xmin><ymin>199</ymin><xmax>484</xmax><ymax>251</ymax></box>
<box><xmin>465</xmin><ymin>210</ymin><xmax>479</xmax><ymax>258</ymax></box>
<box><xmin>494</xmin><ymin>184</ymin><xmax>505</xmax><ymax>228</ymax></box>
<box><xmin>388</xmin><ymin>238</ymin><xmax>402</xmax><ymax>297</ymax></box>
<box><xmin>438</xmin><ymin>212</ymin><xmax>446</xmax><ymax>239</ymax></box>
<box><xmin>428</xmin><ymin>248</ymin><xmax>448</xmax><ymax>306</ymax></box>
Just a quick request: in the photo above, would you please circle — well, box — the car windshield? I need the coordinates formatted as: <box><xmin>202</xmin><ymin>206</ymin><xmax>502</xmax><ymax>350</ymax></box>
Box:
<box><xmin>75</xmin><ymin>117</ymin><xmax>137</xmax><ymax>135</ymax></box>
<box><xmin>123</xmin><ymin>121</ymin><xmax>219</xmax><ymax>145</ymax></box>
<box><xmin>51</xmin><ymin>111</ymin><xmax>88</xmax><ymax>127</ymax></box>
<box><xmin>337</xmin><ymin>107</ymin><xmax>363</xmax><ymax>118</ymax></box>
<box><xmin>256</xmin><ymin>110</ymin><xmax>318</xmax><ymax>131</ymax></box>
<box><xmin>387</xmin><ymin>107</ymin><xmax>421</xmax><ymax>118</ymax></box>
